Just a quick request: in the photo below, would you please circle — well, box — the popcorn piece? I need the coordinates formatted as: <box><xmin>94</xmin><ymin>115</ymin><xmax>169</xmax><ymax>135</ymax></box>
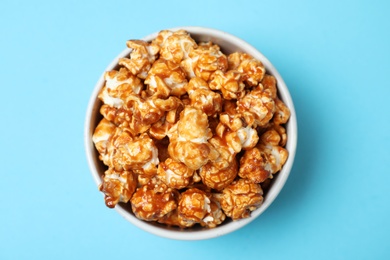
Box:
<box><xmin>99</xmin><ymin>168</ymin><xmax>137</xmax><ymax>208</ymax></box>
<box><xmin>119</xmin><ymin>40</ymin><xmax>159</xmax><ymax>79</ymax></box>
<box><xmin>154</xmin><ymin>29</ymin><xmax>198</xmax><ymax>64</ymax></box>
<box><xmin>99</xmin><ymin>68</ymin><xmax>144</xmax><ymax>108</ymax></box>
<box><xmin>181</xmin><ymin>42</ymin><xmax>228</xmax><ymax>81</ymax></box>
<box><xmin>228</xmin><ymin>52</ymin><xmax>265</xmax><ymax>86</ymax></box>
<box><xmin>144</xmin><ymin>58</ymin><xmax>188</xmax><ymax>97</ymax></box>
<box><xmin>219</xmin><ymin>179</ymin><xmax>263</xmax><ymax>220</ymax></box>
<box><xmin>237</xmin><ymin>86</ymin><xmax>275</xmax><ymax>127</ymax></box>
<box><xmin>260</xmin><ymin>127</ymin><xmax>285</xmax><ymax>147</ymax></box>
<box><xmin>185</xmin><ymin>77</ymin><xmax>222</xmax><ymax>116</ymax></box>
<box><xmin>257</xmin><ymin>143</ymin><xmax>288</xmax><ymax>175</ymax></box>
<box><xmin>106</xmin><ymin>131</ymin><xmax>159</xmax><ymax>175</ymax></box>
<box><xmin>168</xmin><ymin>141</ymin><xmax>218</xmax><ymax>171</ymax></box>
<box><xmin>238</xmin><ymin>146</ymin><xmax>272</xmax><ymax>183</ymax></box>
<box><xmin>199</xmin><ymin>155</ymin><xmax>238</xmax><ymax>191</ymax></box>
<box><xmin>177</xmin><ymin>106</ymin><xmax>212</xmax><ymax>142</ymax></box>
<box><xmin>152</xmin><ymin>30</ymin><xmax>173</xmax><ymax>47</ymax></box>
<box><xmin>168</xmin><ymin>107</ymin><xmax>218</xmax><ymax>170</ymax></box>
<box><xmin>92</xmin><ymin>118</ymin><xmax>116</xmax><ymax>156</ymax></box>
<box><xmin>128</xmin><ymin>95</ymin><xmax>180</xmax><ymax>135</ymax></box>
<box><xmin>200</xmin><ymin>195</ymin><xmax>226</xmax><ymax>228</ymax></box>
<box><xmin>97</xmin><ymin>68</ymin><xmax>143</xmax><ymax>126</ymax></box>
<box><xmin>131</xmin><ymin>178</ymin><xmax>177</xmax><ymax>221</ymax></box>
<box><xmin>261</xmin><ymin>74</ymin><xmax>277</xmax><ymax>99</ymax></box>
<box><xmin>157</xmin><ymin>209</ymin><xmax>191</xmax><ymax>228</ymax></box>
<box><xmin>178</xmin><ymin>188</ymin><xmax>211</xmax><ymax>225</ymax></box>
<box><xmin>99</xmin><ymin>104</ymin><xmax>133</xmax><ymax>126</ymax></box>
<box><xmin>99</xmin><ymin>126</ymin><xmax>132</xmax><ymax>169</ymax></box>
<box><xmin>218</xmin><ymin>101</ymin><xmax>243</xmax><ymax>131</ymax></box>
<box><xmin>273</xmin><ymin>98</ymin><xmax>291</xmax><ymax>125</ymax></box>
<box><xmin>157</xmin><ymin>158</ymin><xmax>194</xmax><ymax>189</ymax></box>
<box><xmin>209</xmin><ymin>70</ymin><xmax>245</xmax><ymax>100</ymax></box>
<box><xmin>239</xmin><ymin>129</ymin><xmax>288</xmax><ymax>183</ymax></box>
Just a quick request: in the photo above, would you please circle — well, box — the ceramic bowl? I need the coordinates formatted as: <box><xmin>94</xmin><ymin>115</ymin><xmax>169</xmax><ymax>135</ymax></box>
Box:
<box><xmin>84</xmin><ymin>26</ymin><xmax>297</xmax><ymax>240</ymax></box>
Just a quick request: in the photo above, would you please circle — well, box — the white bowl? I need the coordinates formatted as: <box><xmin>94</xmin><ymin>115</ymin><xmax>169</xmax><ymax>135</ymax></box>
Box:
<box><xmin>84</xmin><ymin>26</ymin><xmax>297</xmax><ymax>240</ymax></box>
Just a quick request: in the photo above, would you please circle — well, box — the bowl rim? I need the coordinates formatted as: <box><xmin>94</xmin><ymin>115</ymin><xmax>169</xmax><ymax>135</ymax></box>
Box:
<box><xmin>84</xmin><ymin>26</ymin><xmax>298</xmax><ymax>240</ymax></box>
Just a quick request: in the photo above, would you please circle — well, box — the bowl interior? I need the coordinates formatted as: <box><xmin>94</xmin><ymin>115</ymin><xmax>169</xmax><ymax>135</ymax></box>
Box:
<box><xmin>84</xmin><ymin>26</ymin><xmax>297</xmax><ymax>240</ymax></box>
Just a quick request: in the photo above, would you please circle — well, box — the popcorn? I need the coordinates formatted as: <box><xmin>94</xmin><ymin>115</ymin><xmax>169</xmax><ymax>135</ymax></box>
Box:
<box><xmin>153</xmin><ymin>29</ymin><xmax>197</xmax><ymax>64</ymax></box>
<box><xmin>181</xmin><ymin>42</ymin><xmax>228</xmax><ymax>81</ymax></box>
<box><xmin>131</xmin><ymin>178</ymin><xmax>177</xmax><ymax>221</ymax></box>
<box><xmin>168</xmin><ymin>107</ymin><xmax>218</xmax><ymax>170</ymax></box>
<box><xmin>209</xmin><ymin>70</ymin><xmax>245</xmax><ymax>100</ymax></box>
<box><xmin>219</xmin><ymin>178</ymin><xmax>264</xmax><ymax>220</ymax></box>
<box><xmin>92</xmin><ymin>118</ymin><xmax>116</xmax><ymax>156</ymax></box>
<box><xmin>144</xmin><ymin>58</ymin><xmax>188</xmax><ymax>97</ymax></box>
<box><xmin>157</xmin><ymin>158</ymin><xmax>194</xmax><ymax>189</ymax></box>
<box><xmin>199</xmin><ymin>155</ymin><xmax>238</xmax><ymax>191</ymax></box>
<box><xmin>200</xmin><ymin>195</ymin><xmax>226</xmax><ymax>228</ymax></box>
<box><xmin>273</xmin><ymin>98</ymin><xmax>291</xmax><ymax>125</ymax></box>
<box><xmin>228</xmin><ymin>52</ymin><xmax>265</xmax><ymax>86</ymax></box>
<box><xmin>92</xmin><ymin>29</ymin><xmax>291</xmax><ymax>229</ymax></box>
<box><xmin>237</xmin><ymin>85</ymin><xmax>275</xmax><ymax>127</ymax></box>
<box><xmin>119</xmin><ymin>40</ymin><xmax>159</xmax><ymax>79</ymax></box>
<box><xmin>177</xmin><ymin>188</ymin><xmax>211</xmax><ymax>225</ymax></box>
<box><xmin>99</xmin><ymin>168</ymin><xmax>137</xmax><ymax>208</ymax></box>
<box><xmin>238</xmin><ymin>129</ymin><xmax>289</xmax><ymax>183</ymax></box>
<box><xmin>185</xmin><ymin>77</ymin><xmax>222</xmax><ymax>116</ymax></box>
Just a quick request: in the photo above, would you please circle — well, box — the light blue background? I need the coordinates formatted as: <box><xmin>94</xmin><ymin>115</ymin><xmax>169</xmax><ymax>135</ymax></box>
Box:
<box><xmin>1</xmin><ymin>0</ymin><xmax>389</xmax><ymax>259</ymax></box>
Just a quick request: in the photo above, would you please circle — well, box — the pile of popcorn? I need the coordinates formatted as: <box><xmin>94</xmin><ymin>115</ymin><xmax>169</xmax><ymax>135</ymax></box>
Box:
<box><xmin>92</xmin><ymin>29</ymin><xmax>290</xmax><ymax>228</ymax></box>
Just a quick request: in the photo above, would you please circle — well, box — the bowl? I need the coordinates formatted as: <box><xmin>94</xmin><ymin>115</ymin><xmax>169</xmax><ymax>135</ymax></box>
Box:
<box><xmin>84</xmin><ymin>26</ymin><xmax>297</xmax><ymax>240</ymax></box>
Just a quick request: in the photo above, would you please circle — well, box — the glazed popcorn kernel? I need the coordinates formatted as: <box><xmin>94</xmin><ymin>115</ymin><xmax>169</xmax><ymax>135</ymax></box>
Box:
<box><xmin>92</xmin><ymin>29</ymin><xmax>291</xmax><ymax>228</ymax></box>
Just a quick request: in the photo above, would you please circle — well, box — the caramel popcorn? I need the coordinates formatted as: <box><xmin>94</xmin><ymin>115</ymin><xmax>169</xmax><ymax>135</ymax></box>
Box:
<box><xmin>238</xmin><ymin>129</ymin><xmax>288</xmax><ymax>183</ymax></box>
<box><xmin>144</xmin><ymin>58</ymin><xmax>188</xmax><ymax>97</ymax></box>
<box><xmin>181</xmin><ymin>41</ymin><xmax>228</xmax><ymax>81</ymax></box>
<box><xmin>185</xmin><ymin>77</ymin><xmax>222</xmax><ymax>116</ymax></box>
<box><xmin>177</xmin><ymin>188</ymin><xmax>211</xmax><ymax>225</ymax></box>
<box><xmin>99</xmin><ymin>168</ymin><xmax>137</xmax><ymax>208</ymax></box>
<box><xmin>119</xmin><ymin>40</ymin><xmax>159</xmax><ymax>79</ymax></box>
<box><xmin>228</xmin><ymin>52</ymin><xmax>265</xmax><ymax>86</ymax></box>
<box><xmin>130</xmin><ymin>178</ymin><xmax>177</xmax><ymax>221</ymax></box>
<box><xmin>157</xmin><ymin>158</ymin><xmax>194</xmax><ymax>189</ymax></box>
<box><xmin>209</xmin><ymin>70</ymin><xmax>245</xmax><ymax>100</ymax></box>
<box><xmin>153</xmin><ymin>29</ymin><xmax>197</xmax><ymax>64</ymax></box>
<box><xmin>92</xmin><ymin>29</ymin><xmax>291</xmax><ymax>228</ymax></box>
<box><xmin>237</xmin><ymin>85</ymin><xmax>275</xmax><ymax>127</ymax></box>
<box><xmin>219</xmin><ymin>179</ymin><xmax>264</xmax><ymax>220</ymax></box>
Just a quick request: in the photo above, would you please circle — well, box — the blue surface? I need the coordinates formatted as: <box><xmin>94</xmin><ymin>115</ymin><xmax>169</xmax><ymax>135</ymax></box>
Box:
<box><xmin>1</xmin><ymin>0</ymin><xmax>390</xmax><ymax>259</ymax></box>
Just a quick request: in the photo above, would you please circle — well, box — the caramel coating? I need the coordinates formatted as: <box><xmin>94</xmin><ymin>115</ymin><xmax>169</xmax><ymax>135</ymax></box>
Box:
<box><xmin>168</xmin><ymin>107</ymin><xmax>218</xmax><ymax>170</ymax></box>
<box><xmin>237</xmin><ymin>86</ymin><xmax>275</xmax><ymax>127</ymax></box>
<box><xmin>185</xmin><ymin>77</ymin><xmax>222</xmax><ymax>116</ymax></box>
<box><xmin>157</xmin><ymin>158</ymin><xmax>194</xmax><ymax>189</ymax></box>
<box><xmin>93</xmin><ymin>29</ymin><xmax>291</xmax><ymax>228</ymax></box>
<box><xmin>273</xmin><ymin>98</ymin><xmax>291</xmax><ymax>125</ymax></box>
<box><xmin>238</xmin><ymin>146</ymin><xmax>272</xmax><ymax>183</ymax></box>
<box><xmin>209</xmin><ymin>70</ymin><xmax>245</xmax><ymax>100</ymax></box>
<box><xmin>200</xmin><ymin>195</ymin><xmax>226</xmax><ymax>228</ymax></box>
<box><xmin>92</xmin><ymin>118</ymin><xmax>116</xmax><ymax>156</ymax></box>
<box><xmin>219</xmin><ymin>179</ymin><xmax>264</xmax><ymax>220</ymax></box>
<box><xmin>154</xmin><ymin>29</ymin><xmax>197</xmax><ymax>64</ymax></box>
<box><xmin>199</xmin><ymin>156</ymin><xmax>238</xmax><ymax>191</ymax></box>
<box><xmin>131</xmin><ymin>178</ymin><xmax>177</xmax><ymax>221</ymax></box>
<box><xmin>239</xmin><ymin>129</ymin><xmax>289</xmax><ymax>183</ymax></box>
<box><xmin>144</xmin><ymin>58</ymin><xmax>188</xmax><ymax>97</ymax></box>
<box><xmin>181</xmin><ymin>42</ymin><xmax>228</xmax><ymax>81</ymax></box>
<box><xmin>178</xmin><ymin>188</ymin><xmax>211</xmax><ymax>224</ymax></box>
<box><xmin>119</xmin><ymin>40</ymin><xmax>159</xmax><ymax>79</ymax></box>
<box><xmin>99</xmin><ymin>168</ymin><xmax>137</xmax><ymax>208</ymax></box>
<box><xmin>228</xmin><ymin>52</ymin><xmax>265</xmax><ymax>86</ymax></box>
